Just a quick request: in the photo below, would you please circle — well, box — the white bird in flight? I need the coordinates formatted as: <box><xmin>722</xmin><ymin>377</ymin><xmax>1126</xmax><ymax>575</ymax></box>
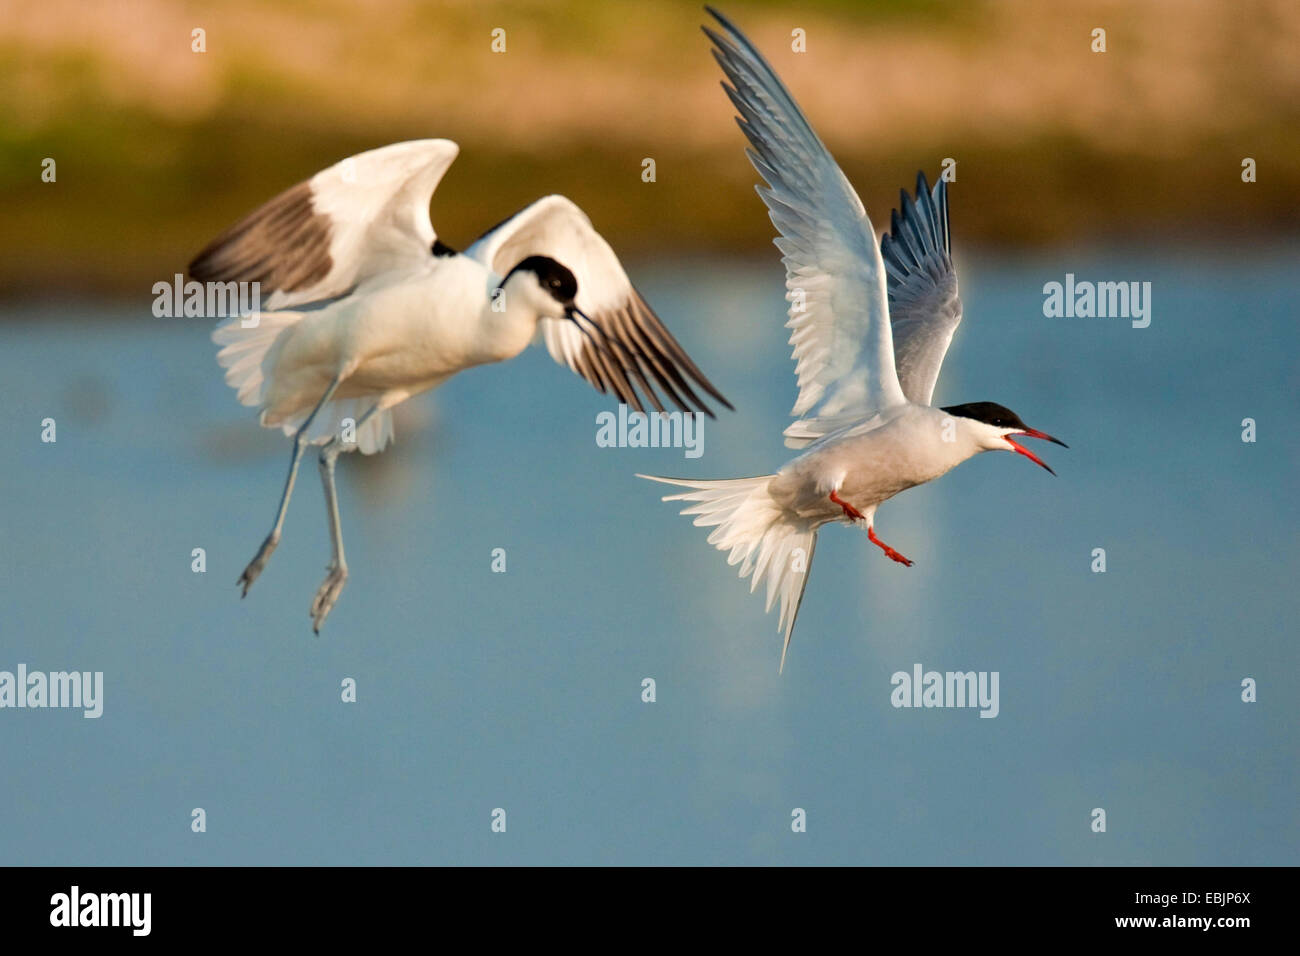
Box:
<box><xmin>190</xmin><ymin>139</ymin><xmax>730</xmax><ymax>631</ymax></box>
<box><xmin>642</xmin><ymin>9</ymin><xmax>1066</xmax><ymax>671</ymax></box>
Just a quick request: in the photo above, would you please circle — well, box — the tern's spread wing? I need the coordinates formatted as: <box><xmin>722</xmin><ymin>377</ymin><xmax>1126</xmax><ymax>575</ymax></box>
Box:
<box><xmin>704</xmin><ymin>8</ymin><xmax>906</xmax><ymax>447</ymax></box>
<box><xmin>467</xmin><ymin>195</ymin><xmax>731</xmax><ymax>416</ymax></box>
<box><xmin>189</xmin><ymin>139</ymin><xmax>460</xmax><ymax>309</ymax></box>
<box><xmin>881</xmin><ymin>172</ymin><xmax>962</xmax><ymax>406</ymax></box>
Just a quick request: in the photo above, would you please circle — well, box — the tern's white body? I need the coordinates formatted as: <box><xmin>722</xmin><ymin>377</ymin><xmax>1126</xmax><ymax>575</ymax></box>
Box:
<box><xmin>644</xmin><ymin>11</ymin><xmax>1064</xmax><ymax>671</ymax></box>
<box><xmin>770</xmin><ymin>405</ymin><xmax>980</xmax><ymax>525</ymax></box>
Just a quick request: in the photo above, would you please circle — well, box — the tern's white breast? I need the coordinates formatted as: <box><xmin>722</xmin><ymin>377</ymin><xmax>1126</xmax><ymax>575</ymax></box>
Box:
<box><xmin>772</xmin><ymin>404</ymin><xmax>978</xmax><ymax>519</ymax></box>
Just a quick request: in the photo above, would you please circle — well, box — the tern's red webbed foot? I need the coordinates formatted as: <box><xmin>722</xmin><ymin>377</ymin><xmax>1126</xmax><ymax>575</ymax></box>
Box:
<box><xmin>829</xmin><ymin>489</ymin><xmax>865</xmax><ymax>521</ymax></box>
<box><xmin>868</xmin><ymin>525</ymin><xmax>914</xmax><ymax>567</ymax></box>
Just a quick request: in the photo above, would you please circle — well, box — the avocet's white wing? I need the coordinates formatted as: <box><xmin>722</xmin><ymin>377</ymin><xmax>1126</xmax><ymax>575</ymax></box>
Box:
<box><xmin>467</xmin><ymin>195</ymin><xmax>731</xmax><ymax>416</ymax></box>
<box><xmin>189</xmin><ymin>139</ymin><xmax>460</xmax><ymax>309</ymax></box>
<box><xmin>881</xmin><ymin>172</ymin><xmax>962</xmax><ymax>406</ymax></box>
<box><xmin>704</xmin><ymin>8</ymin><xmax>906</xmax><ymax>448</ymax></box>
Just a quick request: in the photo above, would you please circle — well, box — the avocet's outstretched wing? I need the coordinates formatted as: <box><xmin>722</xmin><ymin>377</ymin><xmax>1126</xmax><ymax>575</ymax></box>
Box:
<box><xmin>189</xmin><ymin>139</ymin><xmax>460</xmax><ymax>309</ymax></box>
<box><xmin>703</xmin><ymin>8</ymin><xmax>906</xmax><ymax>448</ymax></box>
<box><xmin>881</xmin><ymin>172</ymin><xmax>962</xmax><ymax>406</ymax></box>
<box><xmin>467</xmin><ymin>195</ymin><xmax>732</xmax><ymax>417</ymax></box>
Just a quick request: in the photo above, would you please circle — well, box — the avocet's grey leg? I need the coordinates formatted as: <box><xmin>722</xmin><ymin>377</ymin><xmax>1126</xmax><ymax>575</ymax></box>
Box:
<box><xmin>309</xmin><ymin>403</ymin><xmax>381</xmax><ymax>633</ymax></box>
<box><xmin>238</xmin><ymin>374</ymin><xmax>344</xmax><ymax>597</ymax></box>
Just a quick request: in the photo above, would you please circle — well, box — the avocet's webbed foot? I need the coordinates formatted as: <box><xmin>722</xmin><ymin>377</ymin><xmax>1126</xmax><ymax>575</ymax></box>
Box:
<box><xmin>238</xmin><ymin>532</ymin><xmax>280</xmax><ymax>597</ymax></box>
<box><xmin>310</xmin><ymin>564</ymin><xmax>348</xmax><ymax>633</ymax></box>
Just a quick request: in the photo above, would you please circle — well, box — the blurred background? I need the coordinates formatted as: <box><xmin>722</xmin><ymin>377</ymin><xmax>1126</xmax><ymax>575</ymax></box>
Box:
<box><xmin>3</xmin><ymin>0</ymin><xmax>1300</xmax><ymax>294</ymax></box>
<box><xmin>0</xmin><ymin>0</ymin><xmax>1296</xmax><ymax>865</ymax></box>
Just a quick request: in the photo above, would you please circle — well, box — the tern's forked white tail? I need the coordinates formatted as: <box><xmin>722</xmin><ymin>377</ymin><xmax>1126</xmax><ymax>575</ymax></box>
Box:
<box><xmin>639</xmin><ymin>473</ymin><xmax>817</xmax><ymax>672</ymax></box>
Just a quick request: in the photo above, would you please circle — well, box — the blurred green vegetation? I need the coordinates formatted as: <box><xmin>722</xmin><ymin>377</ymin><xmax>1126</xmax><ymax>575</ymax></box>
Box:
<box><xmin>1</xmin><ymin>0</ymin><xmax>1297</xmax><ymax>299</ymax></box>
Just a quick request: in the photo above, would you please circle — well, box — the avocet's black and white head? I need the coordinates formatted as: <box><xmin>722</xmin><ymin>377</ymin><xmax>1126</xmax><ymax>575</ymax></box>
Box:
<box><xmin>498</xmin><ymin>254</ymin><xmax>614</xmax><ymax>355</ymax></box>
<box><xmin>942</xmin><ymin>401</ymin><xmax>1068</xmax><ymax>475</ymax></box>
<box><xmin>501</xmin><ymin>255</ymin><xmax>580</xmax><ymax>321</ymax></box>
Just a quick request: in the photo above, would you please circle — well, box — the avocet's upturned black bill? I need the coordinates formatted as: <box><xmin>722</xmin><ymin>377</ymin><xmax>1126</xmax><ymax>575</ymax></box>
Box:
<box><xmin>190</xmin><ymin>139</ymin><xmax>731</xmax><ymax>631</ymax></box>
<box><xmin>641</xmin><ymin>9</ymin><xmax>1068</xmax><ymax>671</ymax></box>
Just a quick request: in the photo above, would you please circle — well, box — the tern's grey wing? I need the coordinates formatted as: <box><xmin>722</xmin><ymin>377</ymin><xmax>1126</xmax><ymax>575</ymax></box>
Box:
<box><xmin>704</xmin><ymin>8</ymin><xmax>906</xmax><ymax>444</ymax></box>
<box><xmin>880</xmin><ymin>172</ymin><xmax>962</xmax><ymax>406</ymax></box>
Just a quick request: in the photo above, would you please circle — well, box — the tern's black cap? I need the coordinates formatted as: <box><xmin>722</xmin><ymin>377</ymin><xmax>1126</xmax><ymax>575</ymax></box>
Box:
<box><xmin>940</xmin><ymin>402</ymin><xmax>1027</xmax><ymax>430</ymax></box>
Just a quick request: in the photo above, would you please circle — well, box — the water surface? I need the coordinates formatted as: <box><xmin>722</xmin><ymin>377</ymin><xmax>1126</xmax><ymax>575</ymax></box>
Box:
<box><xmin>1</xmin><ymin>251</ymin><xmax>1295</xmax><ymax>864</ymax></box>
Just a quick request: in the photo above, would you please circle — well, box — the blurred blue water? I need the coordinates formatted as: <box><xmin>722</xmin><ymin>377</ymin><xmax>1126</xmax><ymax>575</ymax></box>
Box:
<box><xmin>1</xmin><ymin>250</ymin><xmax>1296</xmax><ymax>865</ymax></box>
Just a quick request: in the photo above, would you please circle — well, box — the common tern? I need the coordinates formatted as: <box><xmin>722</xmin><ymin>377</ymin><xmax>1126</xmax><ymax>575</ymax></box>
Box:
<box><xmin>642</xmin><ymin>9</ymin><xmax>1066</xmax><ymax>671</ymax></box>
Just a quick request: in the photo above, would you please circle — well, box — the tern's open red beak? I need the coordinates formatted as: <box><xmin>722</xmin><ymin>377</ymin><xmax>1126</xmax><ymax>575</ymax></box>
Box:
<box><xmin>1005</xmin><ymin>428</ymin><xmax>1067</xmax><ymax>476</ymax></box>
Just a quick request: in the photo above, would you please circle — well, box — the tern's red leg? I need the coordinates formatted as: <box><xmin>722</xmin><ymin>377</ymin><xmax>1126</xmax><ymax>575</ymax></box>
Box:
<box><xmin>867</xmin><ymin>525</ymin><xmax>914</xmax><ymax>567</ymax></box>
<box><xmin>829</xmin><ymin>489</ymin><xmax>864</xmax><ymax>521</ymax></box>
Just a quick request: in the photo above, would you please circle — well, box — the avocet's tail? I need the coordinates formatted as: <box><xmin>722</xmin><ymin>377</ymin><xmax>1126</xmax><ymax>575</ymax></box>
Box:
<box><xmin>639</xmin><ymin>473</ymin><xmax>817</xmax><ymax>672</ymax></box>
<box><xmin>212</xmin><ymin>312</ymin><xmax>394</xmax><ymax>454</ymax></box>
<box><xmin>212</xmin><ymin>310</ymin><xmax>303</xmax><ymax>409</ymax></box>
